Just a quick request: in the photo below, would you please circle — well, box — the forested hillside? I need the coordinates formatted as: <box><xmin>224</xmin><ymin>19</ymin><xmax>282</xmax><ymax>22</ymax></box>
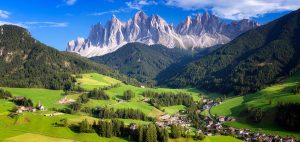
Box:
<box><xmin>166</xmin><ymin>9</ymin><xmax>300</xmax><ymax>95</ymax></box>
<box><xmin>0</xmin><ymin>25</ymin><xmax>139</xmax><ymax>89</ymax></box>
<box><xmin>91</xmin><ymin>43</ymin><xmax>195</xmax><ymax>86</ymax></box>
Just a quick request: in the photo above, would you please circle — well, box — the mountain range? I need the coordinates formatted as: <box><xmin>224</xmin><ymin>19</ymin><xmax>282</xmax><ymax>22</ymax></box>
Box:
<box><xmin>67</xmin><ymin>11</ymin><xmax>259</xmax><ymax>57</ymax></box>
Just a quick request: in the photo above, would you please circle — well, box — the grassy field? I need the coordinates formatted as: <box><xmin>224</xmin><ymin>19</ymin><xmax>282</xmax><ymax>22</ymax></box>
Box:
<box><xmin>76</xmin><ymin>73</ymin><xmax>121</xmax><ymax>90</ymax></box>
<box><xmin>0</xmin><ymin>99</ymin><xmax>15</xmax><ymax>115</ymax></box>
<box><xmin>162</xmin><ymin>105</ymin><xmax>186</xmax><ymax>115</ymax></box>
<box><xmin>211</xmin><ymin>72</ymin><xmax>300</xmax><ymax>139</ymax></box>
<box><xmin>201</xmin><ymin>136</ymin><xmax>242</xmax><ymax>142</ymax></box>
<box><xmin>3</xmin><ymin>133</ymin><xmax>76</xmax><ymax>142</ymax></box>
<box><xmin>0</xmin><ymin>73</ymin><xmax>202</xmax><ymax>118</ymax></box>
<box><xmin>3</xmin><ymin>88</ymin><xmax>65</xmax><ymax>109</ymax></box>
<box><xmin>168</xmin><ymin>136</ymin><xmax>242</xmax><ymax>142</ymax></box>
<box><xmin>0</xmin><ymin>113</ymin><xmax>127</xmax><ymax>142</ymax></box>
<box><xmin>76</xmin><ymin>73</ymin><xmax>202</xmax><ymax>118</ymax></box>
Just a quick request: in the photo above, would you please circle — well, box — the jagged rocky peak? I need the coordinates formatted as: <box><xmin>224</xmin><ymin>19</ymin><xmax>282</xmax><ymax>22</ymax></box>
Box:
<box><xmin>67</xmin><ymin>11</ymin><xmax>259</xmax><ymax>57</ymax></box>
<box><xmin>133</xmin><ymin>11</ymin><xmax>148</xmax><ymax>23</ymax></box>
<box><xmin>177</xmin><ymin>12</ymin><xmax>223</xmax><ymax>35</ymax></box>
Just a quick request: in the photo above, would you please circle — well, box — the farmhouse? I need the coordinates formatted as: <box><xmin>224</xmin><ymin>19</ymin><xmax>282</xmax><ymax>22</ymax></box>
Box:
<box><xmin>218</xmin><ymin>116</ymin><xmax>225</xmax><ymax>122</ymax></box>
<box><xmin>142</xmin><ymin>97</ymin><xmax>150</xmax><ymax>102</ymax></box>
<box><xmin>14</xmin><ymin>96</ymin><xmax>25</xmax><ymax>100</ymax></box>
<box><xmin>37</xmin><ymin>101</ymin><xmax>45</xmax><ymax>111</ymax></box>
<box><xmin>195</xmin><ymin>129</ymin><xmax>202</xmax><ymax>133</ymax></box>
<box><xmin>16</xmin><ymin>106</ymin><xmax>37</xmax><ymax>113</ymax></box>
<box><xmin>226</xmin><ymin>116</ymin><xmax>236</xmax><ymax>121</ymax></box>
<box><xmin>129</xmin><ymin>123</ymin><xmax>138</xmax><ymax>130</ymax></box>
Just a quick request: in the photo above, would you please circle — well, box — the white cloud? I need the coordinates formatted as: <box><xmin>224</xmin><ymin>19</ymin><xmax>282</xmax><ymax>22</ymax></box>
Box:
<box><xmin>126</xmin><ymin>0</ymin><xmax>157</xmax><ymax>10</ymax></box>
<box><xmin>0</xmin><ymin>21</ymin><xmax>68</xmax><ymax>28</ymax></box>
<box><xmin>0</xmin><ymin>10</ymin><xmax>10</xmax><ymax>18</ymax></box>
<box><xmin>90</xmin><ymin>9</ymin><xmax>125</xmax><ymax>16</ymax></box>
<box><xmin>0</xmin><ymin>21</ymin><xmax>25</xmax><ymax>27</ymax></box>
<box><xmin>165</xmin><ymin>0</ymin><xmax>300</xmax><ymax>20</ymax></box>
<box><xmin>24</xmin><ymin>22</ymin><xmax>68</xmax><ymax>28</ymax></box>
<box><xmin>65</xmin><ymin>0</ymin><xmax>77</xmax><ymax>6</ymax></box>
<box><xmin>91</xmin><ymin>0</ymin><xmax>158</xmax><ymax>16</ymax></box>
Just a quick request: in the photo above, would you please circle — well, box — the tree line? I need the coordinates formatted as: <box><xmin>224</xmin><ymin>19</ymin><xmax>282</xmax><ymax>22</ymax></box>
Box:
<box><xmin>75</xmin><ymin>119</ymin><xmax>204</xmax><ymax>142</ymax></box>
<box><xmin>90</xmin><ymin>107</ymin><xmax>151</xmax><ymax>121</ymax></box>
<box><xmin>76</xmin><ymin>119</ymin><xmax>168</xmax><ymax>142</ymax></box>
<box><xmin>142</xmin><ymin>91</ymin><xmax>194</xmax><ymax>108</ymax></box>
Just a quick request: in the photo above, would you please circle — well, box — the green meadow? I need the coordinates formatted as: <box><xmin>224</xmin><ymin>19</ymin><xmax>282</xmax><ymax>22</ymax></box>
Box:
<box><xmin>76</xmin><ymin>73</ymin><xmax>121</xmax><ymax>90</ymax></box>
<box><xmin>202</xmin><ymin>136</ymin><xmax>242</xmax><ymax>142</ymax></box>
<box><xmin>75</xmin><ymin>73</ymin><xmax>202</xmax><ymax>117</ymax></box>
<box><xmin>3</xmin><ymin>88</ymin><xmax>65</xmax><ymax>109</ymax></box>
<box><xmin>211</xmin><ymin>72</ymin><xmax>300</xmax><ymax>139</ymax></box>
<box><xmin>0</xmin><ymin>99</ymin><xmax>15</xmax><ymax>115</ymax></box>
<box><xmin>162</xmin><ymin>105</ymin><xmax>186</xmax><ymax>115</ymax></box>
<box><xmin>0</xmin><ymin>113</ymin><xmax>126</xmax><ymax>142</ymax></box>
<box><xmin>168</xmin><ymin>136</ymin><xmax>242</xmax><ymax>142</ymax></box>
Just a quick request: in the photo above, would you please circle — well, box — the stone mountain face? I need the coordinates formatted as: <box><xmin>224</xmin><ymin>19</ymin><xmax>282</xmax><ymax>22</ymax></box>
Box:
<box><xmin>67</xmin><ymin>11</ymin><xmax>259</xmax><ymax>57</ymax></box>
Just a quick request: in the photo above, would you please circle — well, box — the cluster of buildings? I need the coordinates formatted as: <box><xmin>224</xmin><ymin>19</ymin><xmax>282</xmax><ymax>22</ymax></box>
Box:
<box><xmin>201</xmin><ymin>98</ymin><xmax>219</xmax><ymax>110</ymax></box>
<box><xmin>155</xmin><ymin>113</ymin><xmax>191</xmax><ymax>128</ymax></box>
<box><xmin>14</xmin><ymin>97</ymin><xmax>45</xmax><ymax>113</ymax></box>
<box><xmin>221</xmin><ymin>127</ymin><xmax>295</xmax><ymax>142</ymax></box>
<box><xmin>196</xmin><ymin>98</ymin><xmax>295</xmax><ymax>142</ymax></box>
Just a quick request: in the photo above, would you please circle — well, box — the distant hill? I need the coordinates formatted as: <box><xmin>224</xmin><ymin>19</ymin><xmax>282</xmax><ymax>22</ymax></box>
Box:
<box><xmin>0</xmin><ymin>25</ymin><xmax>139</xmax><ymax>89</ymax></box>
<box><xmin>165</xmin><ymin>9</ymin><xmax>300</xmax><ymax>95</ymax></box>
<box><xmin>91</xmin><ymin>43</ymin><xmax>199</xmax><ymax>86</ymax></box>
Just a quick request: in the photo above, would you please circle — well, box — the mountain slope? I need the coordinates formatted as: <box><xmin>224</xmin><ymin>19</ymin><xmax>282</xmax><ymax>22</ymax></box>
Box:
<box><xmin>166</xmin><ymin>9</ymin><xmax>300</xmax><ymax>95</ymax></box>
<box><xmin>91</xmin><ymin>42</ymin><xmax>196</xmax><ymax>86</ymax></box>
<box><xmin>67</xmin><ymin>11</ymin><xmax>258</xmax><ymax>57</ymax></box>
<box><xmin>0</xmin><ymin>25</ymin><xmax>139</xmax><ymax>89</ymax></box>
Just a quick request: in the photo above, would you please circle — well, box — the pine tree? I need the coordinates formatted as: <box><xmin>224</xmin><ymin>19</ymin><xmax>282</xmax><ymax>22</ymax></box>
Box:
<box><xmin>170</xmin><ymin>124</ymin><xmax>182</xmax><ymax>138</ymax></box>
<box><xmin>105</xmin><ymin>121</ymin><xmax>113</xmax><ymax>138</ymax></box>
<box><xmin>145</xmin><ymin>124</ymin><xmax>157</xmax><ymax>142</ymax></box>
<box><xmin>79</xmin><ymin>119</ymin><xmax>92</xmax><ymax>133</ymax></box>
<box><xmin>162</xmin><ymin>128</ymin><xmax>169</xmax><ymax>142</ymax></box>
<box><xmin>138</xmin><ymin>125</ymin><xmax>144</xmax><ymax>142</ymax></box>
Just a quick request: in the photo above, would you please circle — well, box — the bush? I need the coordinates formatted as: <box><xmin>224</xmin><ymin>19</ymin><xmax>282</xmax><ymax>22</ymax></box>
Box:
<box><xmin>88</xmin><ymin>88</ymin><xmax>109</xmax><ymax>100</ymax></box>
<box><xmin>123</xmin><ymin>90</ymin><xmax>135</xmax><ymax>100</ymax></box>
<box><xmin>0</xmin><ymin>88</ymin><xmax>12</xmax><ymax>99</ymax></box>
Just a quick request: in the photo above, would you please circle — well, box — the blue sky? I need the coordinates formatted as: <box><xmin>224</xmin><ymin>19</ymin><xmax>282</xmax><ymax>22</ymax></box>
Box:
<box><xmin>0</xmin><ymin>0</ymin><xmax>299</xmax><ymax>51</ymax></box>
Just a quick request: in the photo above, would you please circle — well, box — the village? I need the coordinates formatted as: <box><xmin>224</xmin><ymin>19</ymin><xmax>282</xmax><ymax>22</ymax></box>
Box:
<box><xmin>153</xmin><ymin>98</ymin><xmax>296</xmax><ymax>142</ymax></box>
